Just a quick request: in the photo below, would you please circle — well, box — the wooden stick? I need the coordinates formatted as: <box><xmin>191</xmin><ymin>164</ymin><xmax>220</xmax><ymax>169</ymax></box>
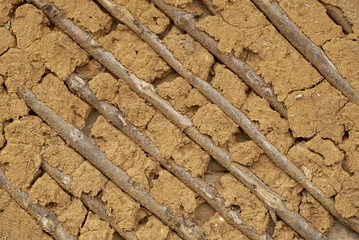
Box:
<box><xmin>67</xmin><ymin>74</ymin><xmax>271</xmax><ymax>240</ymax></box>
<box><xmin>199</xmin><ymin>0</ymin><xmax>220</xmax><ymax>15</ymax></box>
<box><xmin>17</xmin><ymin>87</ymin><xmax>205</xmax><ymax>240</ymax></box>
<box><xmin>125</xmin><ymin>0</ymin><xmax>359</xmax><ymax>235</ymax></box>
<box><xmin>80</xmin><ymin>194</ymin><xmax>138</xmax><ymax>240</ymax></box>
<box><xmin>96</xmin><ymin>0</ymin><xmax>286</xmax><ymax>118</ymax></box>
<box><xmin>40</xmin><ymin>161</ymin><xmax>138</xmax><ymax>240</ymax></box>
<box><xmin>26</xmin><ymin>2</ymin><xmax>323</xmax><ymax>239</ymax></box>
<box><xmin>319</xmin><ymin>1</ymin><xmax>353</xmax><ymax>34</ymax></box>
<box><xmin>0</xmin><ymin>168</ymin><xmax>75</xmax><ymax>240</ymax></box>
<box><xmin>249</xmin><ymin>0</ymin><xmax>359</xmax><ymax>106</ymax></box>
<box><xmin>148</xmin><ymin>0</ymin><xmax>287</xmax><ymax>118</ymax></box>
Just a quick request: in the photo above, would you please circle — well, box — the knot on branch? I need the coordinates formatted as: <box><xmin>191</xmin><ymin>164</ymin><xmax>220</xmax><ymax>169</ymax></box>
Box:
<box><xmin>137</xmin><ymin>81</ymin><xmax>157</xmax><ymax>95</ymax></box>
<box><xmin>42</xmin><ymin>4</ymin><xmax>64</xmax><ymax>19</ymax></box>
<box><xmin>175</xmin><ymin>12</ymin><xmax>192</xmax><ymax>26</ymax></box>
<box><xmin>228</xmin><ymin>209</ymin><xmax>244</xmax><ymax>225</ymax></box>
<box><xmin>61</xmin><ymin>175</ymin><xmax>72</xmax><ymax>189</ymax></box>
<box><xmin>40</xmin><ymin>215</ymin><xmax>57</xmax><ymax>233</ymax></box>
<box><xmin>67</xmin><ymin>74</ymin><xmax>87</xmax><ymax>96</ymax></box>
<box><xmin>263</xmin><ymin>86</ymin><xmax>275</xmax><ymax>98</ymax></box>
<box><xmin>70</xmin><ymin>128</ymin><xmax>84</xmax><ymax>142</ymax></box>
<box><xmin>182</xmin><ymin>219</ymin><xmax>205</xmax><ymax>239</ymax></box>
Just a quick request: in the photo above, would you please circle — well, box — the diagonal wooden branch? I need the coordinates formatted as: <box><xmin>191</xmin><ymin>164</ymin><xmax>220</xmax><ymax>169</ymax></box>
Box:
<box><xmin>29</xmin><ymin>0</ymin><xmax>193</xmax><ymax>130</ymax></box>
<box><xmin>199</xmin><ymin>0</ymin><xmax>219</xmax><ymax>15</ymax></box>
<box><xmin>0</xmin><ymin>168</ymin><xmax>75</xmax><ymax>240</ymax></box>
<box><xmin>103</xmin><ymin>0</ymin><xmax>359</xmax><ymax>235</ymax></box>
<box><xmin>40</xmin><ymin>161</ymin><xmax>138</xmax><ymax>240</ymax></box>
<box><xmin>26</xmin><ymin>2</ymin><xmax>325</xmax><ymax>239</ymax></box>
<box><xmin>67</xmin><ymin>73</ymin><xmax>271</xmax><ymax>240</ymax></box>
<box><xmin>147</xmin><ymin>0</ymin><xmax>287</xmax><ymax>118</ymax></box>
<box><xmin>80</xmin><ymin>194</ymin><xmax>138</xmax><ymax>240</ymax></box>
<box><xmin>249</xmin><ymin>0</ymin><xmax>359</xmax><ymax>107</ymax></box>
<box><xmin>318</xmin><ymin>1</ymin><xmax>353</xmax><ymax>34</ymax></box>
<box><xmin>17</xmin><ymin>87</ymin><xmax>205</xmax><ymax>240</ymax></box>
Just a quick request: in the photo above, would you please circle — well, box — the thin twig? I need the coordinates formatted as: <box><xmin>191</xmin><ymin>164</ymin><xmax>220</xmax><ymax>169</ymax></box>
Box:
<box><xmin>67</xmin><ymin>74</ymin><xmax>271</xmax><ymax>240</ymax></box>
<box><xmin>26</xmin><ymin>2</ymin><xmax>323</xmax><ymax>239</ymax></box>
<box><xmin>249</xmin><ymin>0</ymin><xmax>359</xmax><ymax>107</ymax></box>
<box><xmin>17</xmin><ymin>87</ymin><xmax>205</xmax><ymax>240</ymax></box>
<box><xmin>148</xmin><ymin>0</ymin><xmax>287</xmax><ymax>118</ymax></box>
<box><xmin>40</xmin><ymin>161</ymin><xmax>138</xmax><ymax>240</ymax></box>
<box><xmin>118</xmin><ymin>0</ymin><xmax>359</xmax><ymax>235</ymax></box>
<box><xmin>0</xmin><ymin>168</ymin><xmax>75</xmax><ymax>240</ymax></box>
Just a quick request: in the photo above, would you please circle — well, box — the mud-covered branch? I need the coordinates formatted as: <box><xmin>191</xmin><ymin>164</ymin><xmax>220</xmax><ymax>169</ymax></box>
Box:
<box><xmin>0</xmin><ymin>168</ymin><xmax>75</xmax><ymax>240</ymax></box>
<box><xmin>249</xmin><ymin>0</ymin><xmax>359</xmax><ymax>107</ymax></box>
<box><xmin>67</xmin><ymin>74</ymin><xmax>271</xmax><ymax>240</ymax></box>
<box><xmin>319</xmin><ymin>1</ymin><xmax>353</xmax><ymax>34</ymax></box>
<box><xmin>110</xmin><ymin>0</ymin><xmax>358</xmax><ymax>235</ymax></box>
<box><xmin>66</xmin><ymin>74</ymin><xmax>163</xmax><ymax>163</ymax></box>
<box><xmin>17</xmin><ymin>87</ymin><xmax>204</xmax><ymax>240</ymax></box>
<box><xmin>40</xmin><ymin>161</ymin><xmax>138</xmax><ymax>240</ymax></box>
<box><xmin>28</xmin><ymin>0</ymin><xmax>192</xmax><ymax>130</ymax></box>
<box><xmin>150</xmin><ymin>0</ymin><xmax>287</xmax><ymax>118</ymax></box>
<box><xmin>28</xmin><ymin>2</ymin><xmax>323</xmax><ymax>239</ymax></box>
<box><xmin>199</xmin><ymin>0</ymin><xmax>219</xmax><ymax>15</ymax></box>
<box><xmin>80</xmin><ymin>194</ymin><xmax>138</xmax><ymax>240</ymax></box>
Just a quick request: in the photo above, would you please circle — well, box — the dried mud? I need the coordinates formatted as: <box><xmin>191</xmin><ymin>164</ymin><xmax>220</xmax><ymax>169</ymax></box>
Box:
<box><xmin>0</xmin><ymin>0</ymin><xmax>358</xmax><ymax>239</ymax></box>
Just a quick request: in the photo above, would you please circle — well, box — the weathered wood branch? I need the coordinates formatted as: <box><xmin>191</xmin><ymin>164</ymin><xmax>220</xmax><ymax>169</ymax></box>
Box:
<box><xmin>67</xmin><ymin>73</ymin><xmax>271</xmax><ymax>240</ymax></box>
<box><xmin>249</xmin><ymin>0</ymin><xmax>359</xmax><ymax>107</ymax></box>
<box><xmin>40</xmin><ymin>161</ymin><xmax>138</xmax><ymax>240</ymax></box>
<box><xmin>119</xmin><ymin>0</ymin><xmax>359</xmax><ymax>235</ymax></box>
<box><xmin>17</xmin><ymin>87</ymin><xmax>205</xmax><ymax>240</ymax></box>
<box><xmin>319</xmin><ymin>1</ymin><xmax>353</xmax><ymax>34</ymax></box>
<box><xmin>199</xmin><ymin>0</ymin><xmax>220</xmax><ymax>15</ymax></box>
<box><xmin>80</xmin><ymin>194</ymin><xmax>138</xmax><ymax>240</ymax></box>
<box><xmin>148</xmin><ymin>0</ymin><xmax>287</xmax><ymax>118</ymax></box>
<box><xmin>0</xmin><ymin>168</ymin><xmax>75</xmax><ymax>240</ymax></box>
<box><xmin>27</xmin><ymin>2</ymin><xmax>324</xmax><ymax>239</ymax></box>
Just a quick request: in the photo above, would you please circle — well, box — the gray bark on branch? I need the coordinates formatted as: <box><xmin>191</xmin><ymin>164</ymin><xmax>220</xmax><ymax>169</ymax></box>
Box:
<box><xmin>126</xmin><ymin>0</ymin><xmax>359</xmax><ymax>236</ymax></box>
<box><xmin>40</xmin><ymin>161</ymin><xmax>138</xmax><ymax>240</ymax></box>
<box><xmin>148</xmin><ymin>0</ymin><xmax>287</xmax><ymax>118</ymax></box>
<box><xmin>26</xmin><ymin>1</ymin><xmax>324</xmax><ymax>239</ymax></box>
<box><xmin>0</xmin><ymin>168</ymin><xmax>75</xmax><ymax>240</ymax></box>
<box><xmin>17</xmin><ymin>86</ymin><xmax>205</xmax><ymax>240</ymax></box>
<box><xmin>80</xmin><ymin>194</ymin><xmax>138</xmax><ymax>240</ymax></box>
<box><xmin>249</xmin><ymin>0</ymin><xmax>359</xmax><ymax>107</ymax></box>
<box><xmin>67</xmin><ymin>74</ymin><xmax>271</xmax><ymax>240</ymax></box>
<box><xmin>319</xmin><ymin>1</ymin><xmax>353</xmax><ymax>34</ymax></box>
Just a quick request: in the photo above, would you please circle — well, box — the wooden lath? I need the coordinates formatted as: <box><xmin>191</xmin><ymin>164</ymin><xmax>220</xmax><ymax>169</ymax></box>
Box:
<box><xmin>18</xmin><ymin>86</ymin><xmax>205</xmax><ymax>240</ymax></box>
<box><xmin>25</xmin><ymin>1</ymin><xmax>324</xmax><ymax>239</ymax></box>
<box><xmin>249</xmin><ymin>0</ymin><xmax>359</xmax><ymax>106</ymax></box>
<box><xmin>66</xmin><ymin>73</ymin><xmax>272</xmax><ymax>240</ymax></box>
<box><xmin>0</xmin><ymin>168</ymin><xmax>75</xmax><ymax>240</ymax></box>
<box><xmin>40</xmin><ymin>160</ymin><xmax>139</xmax><ymax>240</ymax></box>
